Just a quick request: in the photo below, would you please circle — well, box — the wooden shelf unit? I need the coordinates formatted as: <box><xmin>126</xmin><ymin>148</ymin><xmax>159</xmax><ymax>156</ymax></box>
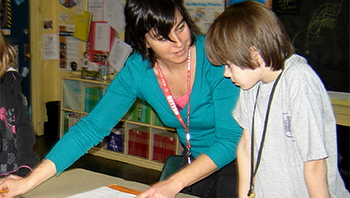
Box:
<box><xmin>60</xmin><ymin>76</ymin><xmax>184</xmax><ymax>171</ymax></box>
<box><xmin>328</xmin><ymin>91</ymin><xmax>350</xmax><ymax>127</ymax></box>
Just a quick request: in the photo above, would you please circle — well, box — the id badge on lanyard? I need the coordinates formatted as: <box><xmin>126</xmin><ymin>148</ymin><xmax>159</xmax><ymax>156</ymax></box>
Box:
<box><xmin>156</xmin><ymin>48</ymin><xmax>192</xmax><ymax>165</ymax></box>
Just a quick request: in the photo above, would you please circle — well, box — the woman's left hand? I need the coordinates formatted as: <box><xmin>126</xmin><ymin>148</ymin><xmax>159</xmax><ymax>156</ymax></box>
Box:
<box><xmin>136</xmin><ymin>179</ymin><xmax>182</xmax><ymax>198</ymax></box>
<box><xmin>137</xmin><ymin>154</ymin><xmax>217</xmax><ymax>198</ymax></box>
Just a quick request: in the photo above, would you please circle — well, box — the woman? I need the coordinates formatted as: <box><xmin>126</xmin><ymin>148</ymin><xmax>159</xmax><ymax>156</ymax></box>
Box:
<box><xmin>0</xmin><ymin>0</ymin><xmax>242</xmax><ymax>197</ymax></box>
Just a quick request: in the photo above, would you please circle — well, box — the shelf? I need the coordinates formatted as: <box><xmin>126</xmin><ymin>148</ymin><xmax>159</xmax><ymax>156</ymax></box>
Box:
<box><xmin>60</xmin><ymin>76</ymin><xmax>183</xmax><ymax>171</ymax></box>
<box><xmin>328</xmin><ymin>91</ymin><xmax>350</xmax><ymax>127</ymax></box>
<box><xmin>63</xmin><ymin>75</ymin><xmax>112</xmax><ymax>85</ymax></box>
<box><xmin>88</xmin><ymin>147</ymin><xmax>164</xmax><ymax>171</ymax></box>
<box><xmin>61</xmin><ymin>108</ymin><xmax>88</xmax><ymax>115</ymax></box>
<box><xmin>120</xmin><ymin>119</ymin><xmax>175</xmax><ymax>132</ymax></box>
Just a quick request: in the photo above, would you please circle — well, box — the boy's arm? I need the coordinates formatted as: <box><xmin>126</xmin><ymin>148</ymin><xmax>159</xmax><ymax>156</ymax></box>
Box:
<box><xmin>237</xmin><ymin>129</ymin><xmax>251</xmax><ymax>198</ymax></box>
<box><xmin>304</xmin><ymin>159</ymin><xmax>330</xmax><ymax>198</ymax></box>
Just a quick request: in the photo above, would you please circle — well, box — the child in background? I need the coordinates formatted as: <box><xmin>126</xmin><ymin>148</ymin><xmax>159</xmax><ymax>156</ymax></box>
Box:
<box><xmin>0</xmin><ymin>29</ymin><xmax>39</xmax><ymax>179</ymax></box>
<box><xmin>205</xmin><ymin>1</ymin><xmax>349</xmax><ymax>197</ymax></box>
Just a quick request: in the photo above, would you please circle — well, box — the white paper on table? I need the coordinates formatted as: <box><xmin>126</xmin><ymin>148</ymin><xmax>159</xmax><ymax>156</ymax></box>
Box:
<box><xmin>66</xmin><ymin>186</ymin><xmax>136</xmax><ymax>198</ymax></box>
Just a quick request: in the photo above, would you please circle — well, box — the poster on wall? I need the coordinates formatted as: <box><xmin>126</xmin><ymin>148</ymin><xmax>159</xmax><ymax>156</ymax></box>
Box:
<box><xmin>59</xmin><ymin>0</ymin><xmax>79</xmax><ymax>8</ymax></box>
<box><xmin>86</xmin><ymin>21</ymin><xmax>115</xmax><ymax>66</ymax></box>
<box><xmin>43</xmin><ymin>34</ymin><xmax>59</xmax><ymax>60</ymax></box>
<box><xmin>184</xmin><ymin>0</ymin><xmax>225</xmax><ymax>34</ymax></box>
<box><xmin>59</xmin><ymin>25</ymin><xmax>80</xmax><ymax>70</ymax></box>
<box><xmin>87</xmin><ymin>0</ymin><xmax>126</xmax><ymax>34</ymax></box>
<box><xmin>226</xmin><ymin>0</ymin><xmax>272</xmax><ymax>7</ymax></box>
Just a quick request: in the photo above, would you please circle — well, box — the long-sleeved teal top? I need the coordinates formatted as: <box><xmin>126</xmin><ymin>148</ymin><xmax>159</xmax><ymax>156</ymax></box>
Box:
<box><xmin>45</xmin><ymin>35</ymin><xmax>242</xmax><ymax>174</ymax></box>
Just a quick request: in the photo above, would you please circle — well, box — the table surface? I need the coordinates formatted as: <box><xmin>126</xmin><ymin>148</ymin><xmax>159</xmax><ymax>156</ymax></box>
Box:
<box><xmin>22</xmin><ymin>168</ymin><xmax>197</xmax><ymax>198</ymax></box>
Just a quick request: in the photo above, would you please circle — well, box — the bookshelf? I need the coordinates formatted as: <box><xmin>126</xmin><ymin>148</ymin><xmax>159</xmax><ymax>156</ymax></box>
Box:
<box><xmin>328</xmin><ymin>91</ymin><xmax>350</xmax><ymax>127</ymax></box>
<box><xmin>60</xmin><ymin>76</ymin><xmax>184</xmax><ymax>171</ymax></box>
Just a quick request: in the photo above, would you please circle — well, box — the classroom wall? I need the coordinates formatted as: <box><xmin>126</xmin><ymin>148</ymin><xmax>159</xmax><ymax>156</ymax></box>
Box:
<box><xmin>30</xmin><ymin>0</ymin><xmax>81</xmax><ymax>136</ymax></box>
<box><xmin>30</xmin><ymin>0</ymin><xmax>125</xmax><ymax>136</ymax></box>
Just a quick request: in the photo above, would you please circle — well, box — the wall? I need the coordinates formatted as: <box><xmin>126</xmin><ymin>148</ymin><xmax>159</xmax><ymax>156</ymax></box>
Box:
<box><xmin>30</xmin><ymin>0</ymin><xmax>82</xmax><ymax>135</ymax></box>
<box><xmin>30</xmin><ymin>0</ymin><xmax>125</xmax><ymax>136</ymax></box>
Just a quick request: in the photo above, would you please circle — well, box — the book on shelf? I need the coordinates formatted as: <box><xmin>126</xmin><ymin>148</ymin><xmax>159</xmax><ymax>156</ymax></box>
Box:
<box><xmin>153</xmin><ymin>132</ymin><xmax>177</xmax><ymax>163</ymax></box>
<box><xmin>128</xmin><ymin>128</ymin><xmax>149</xmax><ymax>159</ymax></box>
<box><xmin>153</xmin><ymin>112</ymin><xmax>165</xmax><ymax>126</ymax></box>
<box><xmin>106</xmin><ymin>126</ymin><xmax>125</xmax><ymax>153</ymax></box>
<box><xmin>127</xmin><ymin>99</ymin><xmax>150</xmax><ymax>124</ymax></box>
<box><xmin>63</xmin><ymin>112</ymin><xmax>81</xmax><ymax>134</ymax></box>
<box><xmin>63</xmin><ymin>80</ymin><xmax>82</xmax><ymax>111</ymax></box>
<box><xmin>85</xmin><ymin>86</ymin><xmax>103</xmax><ymax>113</ymax></box>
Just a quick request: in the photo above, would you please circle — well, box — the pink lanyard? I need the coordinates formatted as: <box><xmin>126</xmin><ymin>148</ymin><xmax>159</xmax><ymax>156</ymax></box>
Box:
<box><xmin>156</xmin><ymin>48</ymin><xmax>192</xmax><ymax>157</ymax></box>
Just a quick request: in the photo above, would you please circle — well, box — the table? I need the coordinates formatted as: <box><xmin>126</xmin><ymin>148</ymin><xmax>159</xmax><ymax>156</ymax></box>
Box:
<box><xmin>23</xmin><ymin>168</ymin><xmax>197</xmax><ymax>198</ymax></box>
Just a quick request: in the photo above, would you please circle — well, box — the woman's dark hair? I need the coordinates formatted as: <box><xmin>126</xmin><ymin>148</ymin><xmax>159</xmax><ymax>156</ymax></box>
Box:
<box><xmin>125</xmin><ymin>0</ymin><xmax>201</xmax><ymax>67</ymax></box>
<box><xmin>205</xmin><ymin>1</ymin><xmax>294</xmax><ymax>71</ymax></box>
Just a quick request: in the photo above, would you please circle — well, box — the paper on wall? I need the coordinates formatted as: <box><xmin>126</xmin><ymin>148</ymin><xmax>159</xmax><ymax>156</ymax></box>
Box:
<box><xmin>103</xmin><ymin>0</ymin><xmax>118</xmax><ymax>22</ymax></box>
<box><xmin>59</xmin><ymin>25</ymin><xmax>80</xmax><ymax>70</ymax></box>
<box><xmin>88</xmin><ymin>0</ymin><xmax>104</xmax><ymax>21</ymax></box>
<box><xmin>109</xmin><ymin>37</ymin><xmax>132</xmax><ymax>72</ymax></box>
<box><xmin>94</xmin><ymin>23</ymin><xmax>111</xmax><ymax>52</ymax></box>
<box><xmin>42</xmin><ymin>34</ymin><xmax>59</xmax><ymax>60</ymax></box>
<box><xmin>107</xmin><ymin>0</ymin><xmax>126</xmax><ymax>33</ymax></box>
<box><xmin>184</xmin><ymin>0</ymin><xmax>225</xmax><ymax>34</ymax></box>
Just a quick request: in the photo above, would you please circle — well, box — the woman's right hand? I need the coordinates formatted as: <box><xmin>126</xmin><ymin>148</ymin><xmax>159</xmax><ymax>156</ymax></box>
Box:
<box><xmin>0</xmin><ymin>174</ymin><xmax>21</xmax><ymax>185</ymax></box>
<box><xmin>0</xmin><ymin>177</ymin><xmax>32</xmax><ymax>198</ymax></box>
<box><xmin>0</xmin><ymin>159</ymin><xmax>57</xmax><ymax>198</ymax></box>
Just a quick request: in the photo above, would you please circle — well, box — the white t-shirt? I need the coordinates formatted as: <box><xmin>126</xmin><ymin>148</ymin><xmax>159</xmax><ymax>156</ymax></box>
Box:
<box><xmin>233</xmin><ymin>54</ymin><xmax>349</xmax><ymax>197</ymax></box>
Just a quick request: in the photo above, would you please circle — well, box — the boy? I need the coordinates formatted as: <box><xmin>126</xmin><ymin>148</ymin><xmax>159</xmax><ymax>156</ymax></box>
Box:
<box><xmin>205</xmin><ymin>1</ymin><xmax>349</xmax><ymax>197</ymax></box>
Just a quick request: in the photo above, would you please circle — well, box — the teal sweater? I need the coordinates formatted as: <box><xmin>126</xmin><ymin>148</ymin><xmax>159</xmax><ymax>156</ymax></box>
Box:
<box><xmin>46</xmin><ymin>35</ymin><xmax>242</xmax><ymax>174</ymax></box>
